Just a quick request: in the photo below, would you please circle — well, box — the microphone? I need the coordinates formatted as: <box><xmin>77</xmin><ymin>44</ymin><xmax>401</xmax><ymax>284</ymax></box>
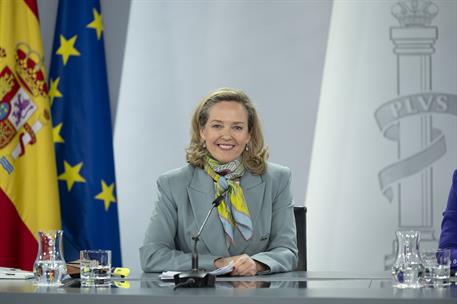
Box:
<box><xmin>174</xmin><ymin>189</ymin><xmax>228</xmax><ymax>288</ymax></box>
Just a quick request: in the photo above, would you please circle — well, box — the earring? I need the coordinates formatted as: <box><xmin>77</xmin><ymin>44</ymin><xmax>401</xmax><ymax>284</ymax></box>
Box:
<box><xmin>245</xmin><ymin>144</ymin><xmax>249</xmax><ymax>151</ymax></box>
<box><xmin>202</xmin><ymin>141</ymin><xmax>206</xmax><ymax>148</ymax></box>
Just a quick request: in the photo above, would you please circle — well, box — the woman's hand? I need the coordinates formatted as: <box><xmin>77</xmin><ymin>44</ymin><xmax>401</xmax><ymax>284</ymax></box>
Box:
<box><xmin>231</xmin><ymin>254</ymin><xmax>258</xmax><ymax>276</ymax></box>
<box><xmin>214</xmin><ymin>256</ymin><xmax>231</xmax><ymax>269</ymax></box>
<box><xmin>214</xmin><ymin>254</ymin><xmax>267</xmax><ymax>276</ymax></box>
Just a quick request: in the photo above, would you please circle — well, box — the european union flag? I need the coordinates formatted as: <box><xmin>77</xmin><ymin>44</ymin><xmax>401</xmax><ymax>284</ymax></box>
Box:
<box><xmin>49</xmin><ymin>0</ymin><xmax>122</xmax><ymax>266</ymax></box>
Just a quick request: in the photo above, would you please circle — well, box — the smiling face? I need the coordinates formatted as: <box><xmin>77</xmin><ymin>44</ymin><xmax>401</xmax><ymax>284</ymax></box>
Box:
<box><xmin>200</xmin><ymin>101</ymin><xmax>251</xmax><ymax>164</ymax></box>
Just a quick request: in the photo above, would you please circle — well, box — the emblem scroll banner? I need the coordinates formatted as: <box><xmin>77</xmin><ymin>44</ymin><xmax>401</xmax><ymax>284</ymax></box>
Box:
<box><xmin>375</xmin><ymin>93</ymin><xmax>457</xmax><ymax>135</ymax></box>
<box><xmin>378</xmin><ymin>130</ymin><xmax>445</xmax><ymax>201</ymax></box>
<box><xmin>375</xmin><ymin>93</ymin><xmax>457</xmax><ymax>201</ymax></box>
<box><xmin>0</xmin><ymin>0</ymin><xmax>61</xmax><ymax>270</ymax></box>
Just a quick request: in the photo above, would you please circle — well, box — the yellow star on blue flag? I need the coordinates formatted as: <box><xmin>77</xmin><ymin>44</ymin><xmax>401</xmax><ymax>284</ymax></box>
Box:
<box><xmin>87</xmin><ymin>8</ymin><xmax>104</xmax><ymax>39</ymax></box>
<box><xmin>95</xmin><ymin>180</ymin><xmax>116</xmax><ymax>211</ymax></box>
<box><xmin>58</xmin><ymin>161</ymin><xmax>86</xmax><ymax>191</ymax></box>
<box><xmin>56</xmin><ymin>35</ymin><xmax>80</xmax><ymax>65</ymax></box>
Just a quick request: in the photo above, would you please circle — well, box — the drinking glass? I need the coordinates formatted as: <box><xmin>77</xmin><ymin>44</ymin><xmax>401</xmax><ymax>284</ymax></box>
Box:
<box><xmin>80</xmin><ymin>250</ymin><xmax>111</xmax><ymax>287</ymax></box>
<box><xmin>421</xmin><ymin>249</ymin><xmax>451</xmax><ymax>288</ymax></box>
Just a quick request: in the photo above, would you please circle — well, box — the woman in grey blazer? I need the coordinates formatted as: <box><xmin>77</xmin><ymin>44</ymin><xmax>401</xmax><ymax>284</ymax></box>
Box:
<box><xmin>140</xmin><ymin>88</ymin><xmax>298</xmax><ymax>276</ymax></box>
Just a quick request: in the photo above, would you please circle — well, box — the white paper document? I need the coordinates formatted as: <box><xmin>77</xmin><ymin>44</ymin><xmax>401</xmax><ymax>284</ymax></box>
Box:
<box><xmin>0</xmin><ymin>267</ymin><xmax>34</xmax><ymax>280</ymax></box>
<box><xmin>159</xmin><ymin>260</ymin><xmax>234</xmax><ymax>281</ymax></box>
<box><xmin>209</xmin><ymin>260</ymin><xmax>234</xmax><ymax>276</ymax></box>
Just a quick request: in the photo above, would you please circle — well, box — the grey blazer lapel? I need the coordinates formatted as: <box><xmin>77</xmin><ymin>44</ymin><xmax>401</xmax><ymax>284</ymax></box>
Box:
<box><xmin>238</xmin><ymin>171</ymin><xmax>265</xmax><ymax>252</ymax></box>
<box><xmin>241</xmin><ymin>171</ymin><xmax>265</xmax><ymax>224</ymax></box>
<box><xmin>187</xmin><ymin>168</ymin><xmax>228</xmax><ymax>257</ymax></box>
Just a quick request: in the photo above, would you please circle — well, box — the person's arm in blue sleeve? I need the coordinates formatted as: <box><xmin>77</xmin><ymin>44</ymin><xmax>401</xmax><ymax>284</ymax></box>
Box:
<box><xmin>439</xmin><ymin>170</ymin><xmax>457</xmax><ymax>270</ymax></box>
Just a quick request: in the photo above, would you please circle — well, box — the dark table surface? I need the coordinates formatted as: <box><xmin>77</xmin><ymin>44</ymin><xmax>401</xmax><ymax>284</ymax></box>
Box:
<box><xmin>1</xmin><ymin>271</ymin><xmax>457</xmax><ymax>304</ymax></box>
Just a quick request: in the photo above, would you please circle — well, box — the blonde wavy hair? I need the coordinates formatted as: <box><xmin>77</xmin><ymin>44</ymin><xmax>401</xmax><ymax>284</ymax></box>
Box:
<box><xmin>186</xmin><ymin>88</ymin><xmax>268</xmax><ymax>175</ymax></box>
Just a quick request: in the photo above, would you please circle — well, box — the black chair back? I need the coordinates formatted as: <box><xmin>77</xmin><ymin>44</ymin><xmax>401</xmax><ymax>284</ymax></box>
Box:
<box><xmin>294</xmin><ymin>206</ymin><xmax>307</xmax><ymax>271</ymax></box>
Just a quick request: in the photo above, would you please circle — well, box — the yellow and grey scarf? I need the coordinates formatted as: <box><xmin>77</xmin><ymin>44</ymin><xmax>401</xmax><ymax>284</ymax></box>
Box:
<box><xmin>204</xmin><ymin>156</ymin><xmax>253</xmax><ymax>242</ymax></box>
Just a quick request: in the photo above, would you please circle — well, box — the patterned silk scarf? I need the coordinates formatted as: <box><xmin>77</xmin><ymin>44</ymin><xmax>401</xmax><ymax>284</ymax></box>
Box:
<box><xmin>204</xmin><ymin>156</ymin><xmax>253</xmax><ymax>242</ymax></box>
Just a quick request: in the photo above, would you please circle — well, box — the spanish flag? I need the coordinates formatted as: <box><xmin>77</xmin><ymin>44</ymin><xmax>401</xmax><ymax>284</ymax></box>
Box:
<box><xmin>0</xmin><ymin>0</ymin><xmax>61</xmax><ymax>270</ymax></box>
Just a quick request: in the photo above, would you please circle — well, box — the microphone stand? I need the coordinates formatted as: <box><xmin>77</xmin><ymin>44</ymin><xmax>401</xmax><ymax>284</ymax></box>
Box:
<box><xmin>174</xmin><ymin>190</ymin><xmax>227</xmax><ymax>288</ymax></box>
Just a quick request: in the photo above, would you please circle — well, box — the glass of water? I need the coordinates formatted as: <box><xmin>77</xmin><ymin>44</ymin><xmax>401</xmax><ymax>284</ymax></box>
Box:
<box><xmin>420</xmin><ymin>248</ymin><xmax>451</xmax><ymax>288</ymax></box>
<box><xmin>80</xmin><ymin>250</ymin><xmax>111</xmax><ymax>287</ymax></box>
